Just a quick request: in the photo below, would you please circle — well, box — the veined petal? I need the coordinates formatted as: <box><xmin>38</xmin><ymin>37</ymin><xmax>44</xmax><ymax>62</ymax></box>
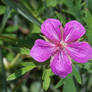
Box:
<box><xmin>50</xmin><ymin>50</ymin><xmax>72</xmax><ymax>78</ymax></box>
<box><xmin>41</xmin><ymin>18</ymin><xmax>62</xmax><ymax>43</ymax></box>
<box><xmin>63</xmin><ymin>20</ymin><xmax>86</xmax><ymax>42</ymax></box>
<box><xmin>66</xmin><ymin>42</ymin><xmax>92</xmax><ymax>63</ymax></box>
<box><xmin>30</xmin><ymin>39</ymin><xmax>55</xmax><ymax>62</ymax></box>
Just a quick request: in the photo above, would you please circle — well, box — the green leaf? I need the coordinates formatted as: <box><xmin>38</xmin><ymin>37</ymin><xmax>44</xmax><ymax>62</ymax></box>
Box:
<box><xmin>72</xmin><ymin>65</ymin><xmax>82</xmax><ymax>84</ymax></box>
<box><xmin>63</xmin><ymin>0</ymin><xmax>83</xmax><ymax>21</ymax></box>
<box><xmin>87</xmin><ymin>75</ymin><xmax>92</xmax><ymax>89</ymax></box>
<box><xmin>84</xmin><ymin>62</ymin><xmax>92</xmax><ymax>70</ymax></box>
<box><xmin>83</xmin><ymin>9</ymin><xmax>92</xmax><ymax>46</ymax></box>
<box><xmin>0</xmin><ymin>33</ymin><xmax>41</xmax><ymax>48</ymax></box>
<box><xmin>16</xmin><ymin>33</ymin><xmax>41</xmax><ymax>48</ymax></box>
<box><xmin>7</xmin><ymin>64</ymin><xmax>36</xmax><ymax>80</ymax></box>
<box><xmin>5</xmin><ymin>25</ymin><xmax>18</xmax><ymax>32</ymax></box>
<box><xmin>55</xmin><ymin>79</ymin><xmax>65</xmax><ymax>88</ymax></box>
<box><xmin>4</xmin><ymin>0</ymin><xmax>41</xmax><ymax>26</ymax></box>
<box><xmin>42</xmin><ymin>69</ymin><xmax>52</xmax><ymax>90</ymax></box>
<box><xmin>20</xmin><ymin>47</ymin><xmax>30</xmax><ymax>55</ymax></box>
<box><xmin>21</xmin><ymin>62</ymin><xmax>35</xmax><ymax>67</ymax></box>
<box><xmin>32</xmin><ymin>24</ymin><xmax>40</xmax><ymax>33</ymax></box>
<box><xmin>63</xmin><ymin>75</ymin><xmax>76</xmax><ymax>92</ymax></box>
<box><xmin>46</xmin><ymin>0</ymin><xmax>64</xmax><ymax>7</ymax></box>
<box><xmin>55</xmin><ymin>12</ymin><xmax>66</xmax><ymax>25</ymax></box>
<box><xmin>88</xmin><ymin>0</ymin><xmax>92</xmax><ymax>13</ymax></box>
<box><xmin>0</xmin><ymin>7</ymin><xmax>11</xmax><ymax>33</ymax></box>
<box><xmin>43</xmin><ymin>77</ymin><xmax>51</xmax><ymax>91</ymax></box>
<box><xmin>0</xmin><ymin>5</ymin><xmax>6</xmax><ymax>15</ymax></box>
<box><xmin>0</xmin><ymin>35</ymin><xmax>18</xmax><ymax>42</ymax></box>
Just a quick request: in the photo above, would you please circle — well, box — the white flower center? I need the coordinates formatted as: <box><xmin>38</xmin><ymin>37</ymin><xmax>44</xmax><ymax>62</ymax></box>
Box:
<box><xmin>60</xmin><ymin>41</ymin><xmax>67</xmax><ymax>49</ymax></box>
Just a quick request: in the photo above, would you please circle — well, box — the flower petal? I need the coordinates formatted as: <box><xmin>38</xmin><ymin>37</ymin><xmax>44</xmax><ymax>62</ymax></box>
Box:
<box><xmin>41</xmin><ymin>18</ymin><xmax>62</xmax><ymax>43</ymax></box>
<box><xmin>66</xmin><ymin>42</ymin><xmax>92</xmax><ymax>63</ymax></box>
<box><xmin>50</xmin><ymin>50</ymin><xmax>72</xmax><ymax>78</ymax></box>
<box><xmin>63</xmin><ymin>20</ymin><xmax>86</xmax><ymax>42</ymax></box>
<box><xmin>30</xmin><ymin>39</ymin><xmax>55</xmax><ymax>62</ymax></box>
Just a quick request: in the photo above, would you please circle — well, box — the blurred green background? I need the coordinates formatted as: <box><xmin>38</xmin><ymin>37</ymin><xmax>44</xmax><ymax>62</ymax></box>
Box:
<box><xmin>0</xmin><ymin>0</ymin><xmax>92</xmax><ymax>92</ymax></box>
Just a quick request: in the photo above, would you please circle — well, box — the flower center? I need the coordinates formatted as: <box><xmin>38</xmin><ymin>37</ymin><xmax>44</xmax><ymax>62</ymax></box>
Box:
<box><xmin>61</xmin><ymin>41</ymin><xmax>67</xmax><ymax>49</ymax></box>
<box><xmin>56</xmin><ymin>41</ymin><xmax>67</xmax><ymax>50</ymax></box>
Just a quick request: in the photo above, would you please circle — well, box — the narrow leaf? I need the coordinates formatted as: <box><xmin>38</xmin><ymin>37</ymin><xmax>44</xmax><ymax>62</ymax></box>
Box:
<box><xmin>4</xmin><ymin>0</ymin><xmax>41</xmax><ymax>26</ymax></box>
<box><xmin>7</xmin><ymin>64</ymin><xmax>36</xmax><ymax>80</ymax></box>
<box><xmin>83</xmin><ymin>9</ymin><xmax>92</xmax><ymax>46</ymax></box>
<box><xmin>21</xmin><ymin>62</ymin><xmax>35</xmax><ymax>67</ymax></box>
<box><xmin>0</xmin><ymin>7</ymin><xmax>11</xmax><ymax>33</ymax></box>
<box><xmin>72</xmin><ymin>65</ymin><xmax>82</xmax><ymax>84</ymax></box>
<box><xmin>55</xmin><ymin>79</ymin><xmax>65</xmax><ymax>88</ymax></box>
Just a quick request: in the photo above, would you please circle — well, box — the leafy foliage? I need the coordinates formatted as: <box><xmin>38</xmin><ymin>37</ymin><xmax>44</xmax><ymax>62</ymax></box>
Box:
<box><xmin>63</xmin><ymin>75</ymin><xmax>76</xmax><ymax>92</ymax></box>
<box><xmin>7</xmin><ymin>62</ymin><xmax>36</xmax><ymax>80</ymax></box>
<box><xmin>42</xmin><ymin>69</ymin><xmax>52</xmax><ymax>90</ymax></box>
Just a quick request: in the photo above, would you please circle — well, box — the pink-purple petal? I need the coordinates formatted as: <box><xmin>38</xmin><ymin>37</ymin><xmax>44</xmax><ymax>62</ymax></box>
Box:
<box><xmin>63</xmin><ymin>20</ymin><xmax>86</xmax><ymax>42</ymax></box>
<box><xmin>66</xmin><ymin>42</ymin><xmax>92</xmax><ymax>63</ymax></box>
<box><xmin>41</xmin><ymin>18</ymin><xmax>62</xmax><ymax>43</ymax></box>
<box><xmin>50</xmin><ymin>50</ymin><xmax>72</xmax><ymax>78</ymax></box>
<box><xmin>30</xmin><ymin>39</ymin><xmax>56</xmax><ymax>62</ymax></box>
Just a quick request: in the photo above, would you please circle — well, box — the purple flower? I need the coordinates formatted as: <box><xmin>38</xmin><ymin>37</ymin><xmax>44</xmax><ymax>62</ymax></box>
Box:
<box><xmin>30</xmin><ymin>18</ymin><xmax>92</xmax><ymax>78</ymax></box>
